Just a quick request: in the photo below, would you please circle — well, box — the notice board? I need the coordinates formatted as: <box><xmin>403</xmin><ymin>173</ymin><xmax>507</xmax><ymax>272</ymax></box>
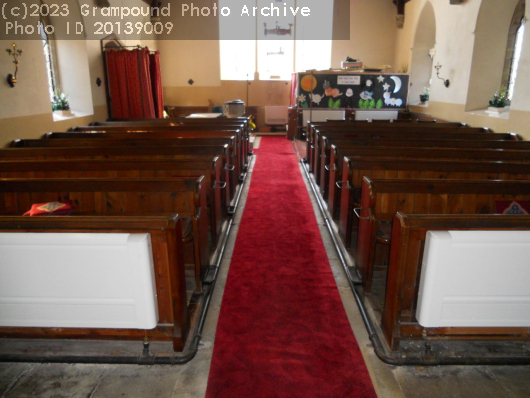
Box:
<box><xmin>294</xmin><ymin>71</ymin><xmax>410</xmax><ymax>110</ymax></box>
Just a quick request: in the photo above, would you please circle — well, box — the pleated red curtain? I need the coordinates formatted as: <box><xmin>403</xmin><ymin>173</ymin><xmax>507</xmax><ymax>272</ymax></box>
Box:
<box><xmin>106</xmin><ymin>48</ymin><xmax>163</xmax><ymax>119</ymax></box>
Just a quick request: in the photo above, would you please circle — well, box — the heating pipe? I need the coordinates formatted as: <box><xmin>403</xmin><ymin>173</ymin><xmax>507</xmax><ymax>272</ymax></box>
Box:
<box><xmin>0</xmin><ymin>154</ymin><xmax>247</xmax><ymax>365</ymax></box>
<box><xmin>299</xmin><ymin>157</ymin><xmax>530</xmax><ymax>366</ymax></box>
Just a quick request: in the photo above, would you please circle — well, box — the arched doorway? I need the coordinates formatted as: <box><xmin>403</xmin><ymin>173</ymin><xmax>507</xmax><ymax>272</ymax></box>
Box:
<box><xmin>409</xmin><ymin>2</ymin><xmax>436</xmax><ymax>104</ymax></box>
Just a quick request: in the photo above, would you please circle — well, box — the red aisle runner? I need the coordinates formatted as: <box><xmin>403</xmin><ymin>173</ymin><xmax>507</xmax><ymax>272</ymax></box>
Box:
<box><xmin>206</xmin><ymin>137</ymin><xmax>377</xmax><ymax>398</ymax></box>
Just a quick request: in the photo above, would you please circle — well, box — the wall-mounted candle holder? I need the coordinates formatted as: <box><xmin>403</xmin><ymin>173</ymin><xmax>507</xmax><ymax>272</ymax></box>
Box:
<box><xmin>6</xmin><ymin>43</ymin><xmax>23</xmax><ymax>88</ymax></box>
<box><xmin>434</xmin><ymin>62</ymin><xmax>450</xmax><ymax>88</ymax></box>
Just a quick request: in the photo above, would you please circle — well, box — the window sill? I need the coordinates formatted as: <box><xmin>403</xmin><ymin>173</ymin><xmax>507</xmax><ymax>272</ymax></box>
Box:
<box><xmin>467</xmin><ymin>107</ymin><xmax>510</xmax><ymax>120</ymax></box>
<box><xmin>410</xmin><ymin>101</ymin><xmax>429</xmax><ymax>107</ymax></box>
<box><xmin>52</xmin><ymin>110</ymin><xmax>93</xmax><ymax>122</ymax></box>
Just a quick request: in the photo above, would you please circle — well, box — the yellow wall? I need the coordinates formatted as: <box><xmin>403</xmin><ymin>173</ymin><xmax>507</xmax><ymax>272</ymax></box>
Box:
<box><xmin>0</xmin><ymin>0</ymin><xmax>154</xmax><ymax>147</ymax></box>
<box><xmin>159</xmin><ymin>0</ymin><xmax>399</xmax><ymax>125</ymax></box>
<box><xmin>0</xmin><ymin>105</ymin><xmax>108</xmax><ymax>146</ymax></box>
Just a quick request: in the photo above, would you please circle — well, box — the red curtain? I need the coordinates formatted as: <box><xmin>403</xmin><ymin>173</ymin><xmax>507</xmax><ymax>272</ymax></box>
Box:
<box><xmin>106</xmin><ymin>48</ymin><xmax>163</xmax><ymax>119</ymax></box>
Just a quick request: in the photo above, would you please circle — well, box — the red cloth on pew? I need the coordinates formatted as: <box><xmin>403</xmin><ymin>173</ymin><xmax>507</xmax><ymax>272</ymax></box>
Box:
<box><xmin>496</xmin><ymin>201</ymin><xmax>530</xmax><ymax>215</ymax></box>
<box><xmin>23</xmin><ymin>201</ymin><xmax>75</xmax><ymax>216</ymax></box>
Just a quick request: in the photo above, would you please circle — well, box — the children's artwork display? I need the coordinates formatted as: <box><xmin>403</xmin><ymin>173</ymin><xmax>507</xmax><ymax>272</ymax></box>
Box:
<box><xmin>294</xmin><ymin>71</ymin><xmax>410</xmax><ymax>110</ymax></box>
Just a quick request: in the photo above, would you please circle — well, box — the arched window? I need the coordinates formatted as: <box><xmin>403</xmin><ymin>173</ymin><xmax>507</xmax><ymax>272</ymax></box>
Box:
<box><xmin>502</xmin><ymin>0</ymin><xmax>526</xmax><ymax>101</ymax></box>
<box><xmin>507</xmin><ymin>19</ymin><xmax>525</xmax><ymax>100</ymax></box>
<box><xmin>39</xmin><ymin>20</ymin><xmax>59</xmax><ymax>105</ymax></box>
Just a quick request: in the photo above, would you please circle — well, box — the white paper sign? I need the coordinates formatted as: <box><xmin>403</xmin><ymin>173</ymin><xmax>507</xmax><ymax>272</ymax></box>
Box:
<box><xmin>337</xmin><ymin>76</ymin><xmax>361</xmax><ymax>85</ymax></box>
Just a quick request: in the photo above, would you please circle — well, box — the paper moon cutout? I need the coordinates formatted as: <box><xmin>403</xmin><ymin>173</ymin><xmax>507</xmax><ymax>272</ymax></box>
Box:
<box><xmin>390</xmin><ymin>76</ymin><xmax>402</xmax><ymax>93</ymax></box>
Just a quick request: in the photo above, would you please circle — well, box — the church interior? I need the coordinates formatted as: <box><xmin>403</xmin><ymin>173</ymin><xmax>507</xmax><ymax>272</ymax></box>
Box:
<box><xmin>1</xmin><ymin>0</ymin><xmax>530</xmax><ymax>397</ymax></box>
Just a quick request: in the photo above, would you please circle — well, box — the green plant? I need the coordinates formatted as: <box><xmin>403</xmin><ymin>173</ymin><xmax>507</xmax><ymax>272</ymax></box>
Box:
<box><xmin>399</xmin><ymin>64</ymin><xmax>409</xmax><ymax>73</ymax></box>
<box><xmin>52</xmin><ymin>89</ymin><xmax>70</xmax><ymax>111</ymax></box>
<box><xmin>419</xmin><ymin>86</ymin><xmax>430</xmax><ymax>102</ymax></box>
<box><xmin>489</xmin><ymin>86</ymin><xmax>508</xmax><ymax>108</ymax></box>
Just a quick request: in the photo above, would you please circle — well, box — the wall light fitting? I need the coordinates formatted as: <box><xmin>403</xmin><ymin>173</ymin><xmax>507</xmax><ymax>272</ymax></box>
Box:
<box><xmin>434</xmin><ymin>62</ymin><xmax>450</xmax><ymax>88</ymax></box>
<box><xmin>6</xmin><ymin>43</ymin><xmax>22</xmax><ymax>88</ymax></box>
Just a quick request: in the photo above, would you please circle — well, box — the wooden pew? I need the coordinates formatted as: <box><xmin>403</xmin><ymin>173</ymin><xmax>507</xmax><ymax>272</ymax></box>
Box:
<box><xmin>381</xmin><ymin>213</ymin><xmax>530</xmax><ymax>351</ymax></box>
<box><xmin>65</xmin><ymin>127</ymin><xmax>246</xmax><ymax>179</ymax></box>
<box><xmin>356</xmin><ymin>178</ymin><xmax>530</xmax><ymax>292</ymax></box>
<box><xmin>71</xmin><ymin>124</ymin><xmax>251</xmax><ymax>172</ymax></box>
<box><xmin>0</xmin><ymin>214</ymin><xmax>190</xmax><ymax>351</ymax></box>
<box><xmin>337</xmin><ymin>157</ymin><xmax>530</xmax><ymax>248</ymax></box>
<box><xmin>0</xmin><ymin>157</ymin><xmax>225</xmax><ymax>246</ymax></box>
<box><xmin>45</xmin><ymin>129</ymin><xmax>247</xmax><ymax>184</ymax></box>
<box><xmin>0</xmin><ymin>145</ymin><xmax>236</xmax><ymax>209</ymax></box>
<box><xmin>306</xmin><ymin>122</ymin><xmax>497</xmax><ymax>165</ymax></box>
<box><xmin>0</xmin><ymin>177</ymin><xmax>209</xmax><ymax>294</ymax></box>
<box><xmin>310</xmin><ymin>128</ymin><xmax>521</xmax><ymax>179</ymax></box>
<box><xmin>310</xmin><ymin>136</ymin><xmax>530</xmax><ymax>178</ymax></box>
<box><xmin>305</xmin><ymin>119</ymin><xmax>470</xmax><ymax>147</ymax></box>
<box><xmin>323</xmin><ymin>143</ymin><xmax>530</xmax><ymax>216</ymax></box>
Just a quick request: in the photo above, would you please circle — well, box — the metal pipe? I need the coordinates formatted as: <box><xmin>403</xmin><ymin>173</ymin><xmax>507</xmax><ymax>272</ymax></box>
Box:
<box><xmin>299</xmin><ymin>158</ymin><xmax>530</xmax><ymax>366</ymax></box>
<box><xmin>0</xmin><ymin>164</ymin><xmax>246</xmax><ymax>366</ymax></box>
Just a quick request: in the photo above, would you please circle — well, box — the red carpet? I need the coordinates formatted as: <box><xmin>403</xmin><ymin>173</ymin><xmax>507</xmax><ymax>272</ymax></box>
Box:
<box><xmin>206</xmin><ymin>136</ymin><xmax>377</xmax><ymax>398</ymax></box>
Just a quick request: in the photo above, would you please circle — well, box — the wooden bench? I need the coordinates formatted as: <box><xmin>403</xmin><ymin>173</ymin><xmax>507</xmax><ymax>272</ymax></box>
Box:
<box><xmin>0</xmin><ymin>177</ymin><xmax>208</xmax><ymax>294</ymax></box>
<box><xmin>0</xmin><ymin>157</ymin><xmax>225</xmax><ymax>246</ymax></box>
<box><xmin>0</xmin><ymin>145</ymin><xmax>236</xmax><ymax>209</ymax></box>
<box><xmin>381</xmin><ymin>212</ymin><xmax>530</xmax><ymax>351</ymax></box>
<box><xmin>356</xmin><ymin>177</ymin><xmax>530</xmax><ymax>292</ymax></box>
<box><xmin>310</xmin><ymin>128</ymin><xmax>521</xmax><ymax>178</ymax></box>
<box><xmin>323</xmin><ymin>142</ymin><xmax>530</xmax><ymax>216</ymax></box>
<box><xmin>45</xmin><ymin>130</ymin><xmax>248</xmax><ymax>184</ymax></box>
<box><xmin>307</xmin><ymin>122</ymin><xmax>497</xmax><ymax>163</ymax></box>
<box><xmin>63</xmin><ymin>127</ymin><xmax>246</xmax><ymax>179</ymax></box>
<box><xmin>0</xmin><ymin>214</ymin><xmax>190</xmax><ymax>351</ymax></box>
<box><xmin>337</xmin><ymin>157</ymin><xmax>530</xmax><ymax>248</ymax></box>
<box><xmin>71</xmin><ymin>124</ymin><xmax>251</xmax><ymax>172</ymax></box>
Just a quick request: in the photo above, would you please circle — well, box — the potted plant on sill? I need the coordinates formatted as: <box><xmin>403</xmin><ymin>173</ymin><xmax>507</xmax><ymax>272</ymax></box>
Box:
<box><xmin>419</xmin><ymin>86</ymin><xmax>430</xmax><ymax>103</ymax></box>
<box><xmin>487</xmin><ymin>86</ymin><xmax>508</xmax><ymax>114</ymax></box>
<box><xmin>52</xmin><ymin>89</ymin><xmax>72</xmax><ymax>116</ymax></box>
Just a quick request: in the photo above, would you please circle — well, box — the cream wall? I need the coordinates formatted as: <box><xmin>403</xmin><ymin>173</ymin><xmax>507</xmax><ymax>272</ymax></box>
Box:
<box><xmin>161</xmin><ymin>0</ymin><xmax>399</xmax><ymax>121</ymax></box>
<box><xmin>396</xmin><ymin>0</ymin><xmax>530</xmax><ymax>139</ymax></box>
<box><xmin>0</xmin><ymin>0</ymin><xmax>154</xmax><ymax>147</ymax></box>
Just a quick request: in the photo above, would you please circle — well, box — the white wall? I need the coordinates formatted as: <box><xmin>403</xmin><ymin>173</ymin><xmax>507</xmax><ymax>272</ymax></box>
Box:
<box><xmin>395</xmin><ymin>0</ymin><xmax>530</xmax><ymax>139</ymax></box>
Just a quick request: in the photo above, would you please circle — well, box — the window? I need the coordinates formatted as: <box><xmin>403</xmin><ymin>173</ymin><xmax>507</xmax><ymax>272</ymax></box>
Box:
<box><xmin>39</xmin><ymin>20</ymin><xmax>59</xmax><ymax>104</ymax></box>
<box><xmin>219</xmin><ymin>0</ymin><xmax>333</xmax><ymax>81</ymax></box>
<box><xmin>501</xmin><ymin>0</ymin><xmax>526</xmax><ymax>101</ymax></box>
<box><xmin>507</xmin><ymin>19</ymin><xmax>525</xmax><ymax>100</ymax></box>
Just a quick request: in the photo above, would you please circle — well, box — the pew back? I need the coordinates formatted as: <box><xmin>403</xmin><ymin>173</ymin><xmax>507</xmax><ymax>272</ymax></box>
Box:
<box><xmin>0</xmin><ymin>215</ymin><xmax>190</xmax><ymax>351</ymax></box>
<box><xmin>356</xmin><ymin>178</ymin><xmax>530</xmax><ymax>291</ymax></box>
<box><xmin>381</xmin><ymin>213</ymin><xmax>530</xmax><ymax>351</ymax></box>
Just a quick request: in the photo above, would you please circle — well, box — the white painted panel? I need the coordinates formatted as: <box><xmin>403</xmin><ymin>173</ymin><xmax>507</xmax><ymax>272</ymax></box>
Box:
<box><xmin>417</xmin><ymin>231</ymin><xmax>530</xmax><ymax>327</ymax></box>
<box><xmin>0</xmin><ymin>233</ymin><xmax>158</xmax><ymax>329</ymax></box>
<box><xmin>302</xmin><ymin>110</ymin><xmax>345</xmax><ymax>127</ymax></box>
<box><xmin>354</xmin><ymin>110</ymin><xmax>398</xmax><ymax>121</ymax></box>
<box><xmin>265</xmin><ymin>106</ymin><xmax>288</xmax><ymax>125</ymax></box>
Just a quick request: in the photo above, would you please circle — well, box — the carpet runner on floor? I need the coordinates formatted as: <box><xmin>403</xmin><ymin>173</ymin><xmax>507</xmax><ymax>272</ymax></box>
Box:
<box><xmin>206</xmin><ymin>136</ymin><xmax>377</xmax><ymax>397</ymax></box>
